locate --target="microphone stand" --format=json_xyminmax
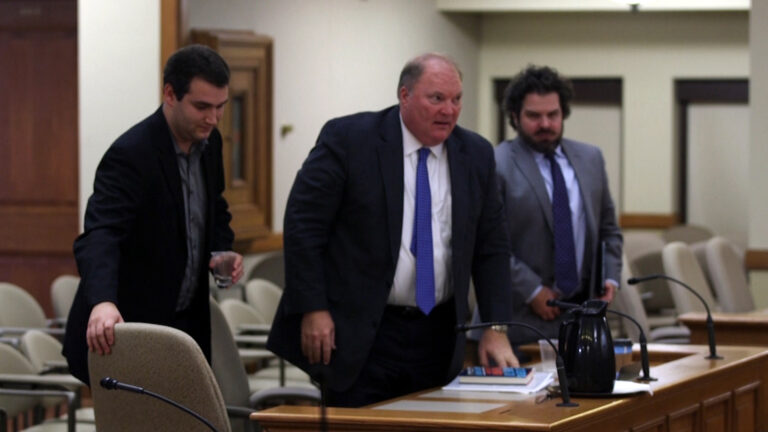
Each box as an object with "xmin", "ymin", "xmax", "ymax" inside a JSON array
[
  {"xmin": 547, "ymin": 299, "xmax": 656, "ymax": 382},
  {"xmin": 100, "ymin": 377, "xmax": 219, "ymax": 432},
  {"xmin": 605, "ymin": 310, "xmax": 656, "ymax": 382},
  {"xmin": 457, "ymin": 321, "xmax": 578, "ymax": 407},
  {"xmin": 628, "ymin": 274, "xmax": 722, "ymax": 360}
]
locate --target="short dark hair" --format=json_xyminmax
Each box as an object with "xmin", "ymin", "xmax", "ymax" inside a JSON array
[
  {"xmin": 163, "ymin": 44, "xmax": 230, "ymax": 101},
  {"xmin": 397, "ymin": 53, "xmax": 462, "ymax": 97},
  {"xmin": 503, "ymin": 65, "xmax": 573, "ymax": 130}
]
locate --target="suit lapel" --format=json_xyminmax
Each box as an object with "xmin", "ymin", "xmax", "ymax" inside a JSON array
[
  {"xmin": 152, "ymin": 109, "xmax": 187, "ymax": 239},
  {"xmin": 511, "ymin": 138, "xmax": 553, "ymax": 232},
  {"xmin": 447, "ymin": 135, "xmax": 469, "ymax": 264},
  {"xmin": 376, "ymin": 108, "xmax": 405, "ymax": 267}
]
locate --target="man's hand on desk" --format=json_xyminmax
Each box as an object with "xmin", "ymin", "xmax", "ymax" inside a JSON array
[{"xmin": 478, "ymin": 328, "xmax": 519, "ymax": 368}]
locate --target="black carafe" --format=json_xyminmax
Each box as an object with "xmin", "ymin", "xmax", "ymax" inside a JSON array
[{"xmin": 558, "ymin": 299, "xmax": 615, "ymax": 393}]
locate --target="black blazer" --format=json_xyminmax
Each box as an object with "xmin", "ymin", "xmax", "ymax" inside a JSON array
[
  {"xmin": 267, "ymin": 106, "xmax": 512, "ymax": 391},
  {"xmin": 63, "ymin": 107, "xmax": 234, "ymax": 384}
]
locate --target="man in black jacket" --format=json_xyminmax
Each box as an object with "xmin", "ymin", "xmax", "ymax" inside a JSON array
[
  {"xmin": 63, "ymin": 45, "xmax": 243, "ymax": 385},
  {"xmin": 268, "ymin": 53, "xmax": 517, "ymax": 407}
]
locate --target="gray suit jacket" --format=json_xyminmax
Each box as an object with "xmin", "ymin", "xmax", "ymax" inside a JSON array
[{"xmin": 495, "ymin": 137, "xmax": 622, "ymax": 344}]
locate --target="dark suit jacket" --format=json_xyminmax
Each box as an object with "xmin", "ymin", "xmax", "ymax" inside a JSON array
[
  {"xmin": 267, "ymin": 106, "xmax": 513, "ymax": 392},
  {"xmin": 63, "ymin": 107, "xmax": 234, "ymax": 384},
  {"xmin": 495, "ymin": 137, "xmax": 622, "ymax": 344}
]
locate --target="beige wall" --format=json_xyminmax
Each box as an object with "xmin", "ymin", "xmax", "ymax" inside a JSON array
[
  {"xmin": 78, "ymin": 0, "xmax": 161, "ymax": 226},
  {"xmin": 187, "ymin": 0, "xmax": 482, "ymax": 231},
  {"xmin": 477, "ymin": 11, "xmax": 749, "ymax": 216}
]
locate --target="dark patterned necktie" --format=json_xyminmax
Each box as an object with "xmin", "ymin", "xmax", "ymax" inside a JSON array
[
  {"xmin": 411, "ymin": 147, "xmax": 435, "ymax": 314},
  {"xmin": 548, "ymin": 153, "xmax": 579, "ymax": 296}
]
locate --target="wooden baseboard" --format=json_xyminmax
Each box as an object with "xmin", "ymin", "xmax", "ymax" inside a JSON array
[
  {"xmin": 619, "ymin": 213, "xmax": 680, "ymax": 229},
  {"xmin": 746, "ymin": 250, "xmax": 768, "ymax": 270}
]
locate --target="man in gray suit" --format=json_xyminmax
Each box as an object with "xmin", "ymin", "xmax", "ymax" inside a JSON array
[{"xmin": 496, "ymin": 65, "xmax": 622, "ymax": 344}]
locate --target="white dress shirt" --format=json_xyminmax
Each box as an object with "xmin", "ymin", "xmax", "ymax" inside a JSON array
[{"xmin": 388, "ymin": 116, "xmax": 453, "ymax": 307}]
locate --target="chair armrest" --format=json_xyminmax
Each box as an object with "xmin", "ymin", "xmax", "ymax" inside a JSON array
[
  {"xmin": 226, "ymin": 405, "xmax": 256, "ymax": 418},
  {"xmin": 238, "ymin": 348, "xmax": 276, "ymax": 363},
  {"xmin": 0, "ymin": 327, "xmax": 66, "ymax": 337},
  {"xmin": 47, "ymin": 317, "xmax": 67, "ymax": 328},
  {"xmin": 236, "ymin": 323, "xmax": 271, "ymax": 334},
  {"xmin": 0, "ymin": 373, "xmax": 86, "ymax": 389},
  {"xmin": 233, "ymin": 334, "xmax": 268, "ymax": 346},
  {"xmin": 0, "ymin": 387, "xmax": 78, "ymax": 432},
  {"xmin": 0, "ymin": 336, "xmax": 20, "ymax": 347}
]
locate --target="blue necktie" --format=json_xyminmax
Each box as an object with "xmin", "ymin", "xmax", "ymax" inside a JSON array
[
  {"xmin": 411, "ymin": 147, "xmax": 435, "ymax": 315},
  {"xmin": 548, "ymin": 153, "xmax": 579, "ymax": 296}
]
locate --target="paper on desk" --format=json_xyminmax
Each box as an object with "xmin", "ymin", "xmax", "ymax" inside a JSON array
[
  {"xmin": 442, "ymin": 372, "xmax": 553, "ymax": 394},
  {"xmin": 613, "ymin": 380, "xmax": 653, "ymax": 396}
]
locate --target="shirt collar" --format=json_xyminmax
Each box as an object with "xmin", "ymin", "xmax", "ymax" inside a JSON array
[
  {"xmin": 173, "ymin": 137, "xmax": 209, "ymax": 156},
  {"xmin": 532, "ymin": 143, "xmax": 565, "ymax": 163},
  {"xmin": 399, "ymin": 114, "xmax": 445, "ymax": 159}
]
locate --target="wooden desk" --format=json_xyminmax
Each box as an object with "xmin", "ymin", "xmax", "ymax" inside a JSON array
[
  {"xmin": 252, "ymin": 344, "xmax": 767, "ymax": 431},
  {"xmin": 679, "ymin": 310, "xmax": 768, "ymax": 346}
]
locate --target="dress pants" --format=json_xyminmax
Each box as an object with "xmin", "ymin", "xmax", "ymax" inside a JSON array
[{"xmin": 326, "ymin": 299, "xmax": 455, "ymax": 407}]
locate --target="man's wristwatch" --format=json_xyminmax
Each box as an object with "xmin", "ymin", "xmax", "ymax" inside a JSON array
[{"xmin": 490, "ymin": 324, "xmax": 508, "ymax": 333}]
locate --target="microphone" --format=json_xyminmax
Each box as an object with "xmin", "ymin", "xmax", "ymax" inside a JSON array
[
  {"xmin": 457, "ymin": 322, "xmax": 578, "ymax": 407},
  {"xmin": 309, "ymin": 366, "xmax": 329, "ymax": 432},
  {"xmin": 628, "ymin": 274, "xmax": 721, "ymax": 360},
  {"xmin": 100, "ymin": 377, "xmax": 219, "ymax": 432},
  {"xmin": 605, "ymin": 309, "xmax": 656, "ymax": 382}
]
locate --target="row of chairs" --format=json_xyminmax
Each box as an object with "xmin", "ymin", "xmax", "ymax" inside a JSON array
[{"xmin": 615, "ymin": 227, "xmax": 753, "ymax": 344}]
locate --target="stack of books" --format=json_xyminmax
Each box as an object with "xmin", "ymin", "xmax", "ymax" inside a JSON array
[{"xmin": 457, "ymin": 366, "xmax": 535, "ymax": 385}]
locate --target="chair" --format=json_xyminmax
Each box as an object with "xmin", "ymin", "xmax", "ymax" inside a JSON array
[
  {"xmin": 245, "ymin": 251, "xmax": 284, "ymax": 288},
  {"xmin": 663, "ymin": 224, "xmax": 714, "ymax": 245},
  {"xmin": 209, "ymin": 299, "xmax": 319, "ymax": 432},
  {"xmin": 661, "ymin": 242, "xmax": 719, "ymax": 314},
  {"xmin": 0, "ymin": 283, "xmax": 62, "ymax": 339},
  {"xmin": 19, "ymin": 330, "xmax": 67, "ymax": 374},
  {"xmin": 623, "ymin": 231, "xmax": 665, "ymax": 263},
  {"xmin": 612, "ymin": 255, "xmax": 690, "ymax": 343},
  {"xmin": 243, "ymin": 279, "xmax": 282, "ymax": 325},
  {"xmin": 19, "ymin": 331, "xmax": 95, "ymax": 422},
  {"xmin": 629, "ymin": 251, "xmax": 677, "ymax": 327},
  {"xmin": 50, "ymin": 276, "xmax": 79, "ymax": 324},
  {"xmin": 217, "ymin": 299, "xmax": 311, "ymax": 386},
  {"xmin": 87, "ymin": 323, "xmax": 230, "ymax": 432},
  {"xmin": 705, "ymin": 236, "xmax": 755, "ymax": 312},
  {"xmin": 219, "ymin": 299, "xmax": 270, "ymax": 336},
  {"xmin": 0, "ymin": 342, "xmax": 92, "ymax": 432}
]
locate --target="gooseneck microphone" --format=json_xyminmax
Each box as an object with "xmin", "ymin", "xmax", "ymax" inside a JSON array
[
  {"xmin": 100, "ymin": 377, "xmax": 219, "ymax": 432},
  {"xmin": 605, "ymin": 309, "xmax": 656, "ymax": 382},
  {"xmin": 628, "ymin": 274, "xmax": 721, "ymax": 360},
  {"xmin": 546, "ymin": 299, "xmax": 656, "ymax": 382},
  {"xmin": 456, "ymin": 321, "xmax": 578, "ymax": 407}
]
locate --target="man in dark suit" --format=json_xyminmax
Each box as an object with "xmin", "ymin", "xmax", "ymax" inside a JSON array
[
  {"xmin": 267, "ymin": 53, "xmax": 518, "ymax": 407},
  {"xmin": 63, "ymin": 45, "xmax": 244, "ymax": 385},
  {"xmin": 495, "ymin": 65, "xmax": 623, "ymax": 344}
]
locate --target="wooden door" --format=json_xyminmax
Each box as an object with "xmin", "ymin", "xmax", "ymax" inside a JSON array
[{"xmin": 0, "ymin": 0, "xmax": 78, "ymax": 315}]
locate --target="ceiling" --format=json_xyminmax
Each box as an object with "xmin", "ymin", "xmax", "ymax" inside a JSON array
[{"xmin": 435, "ymin": 0, "xmax": 749, "ymax": 13}]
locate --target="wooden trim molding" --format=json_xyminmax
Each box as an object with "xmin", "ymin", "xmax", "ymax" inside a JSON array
[
  {"xmin": 619, "ymin": 213, "xmax": 679, "ymax": 229},
  {"xmin": 160, "ymin": 0, "xmax": 187, "ymax": 78},
  {"xmin": 745, "ymin": 250, "xmax": 768, "ymax": 270}
]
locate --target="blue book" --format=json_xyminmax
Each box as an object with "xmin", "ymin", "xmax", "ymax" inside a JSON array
[{"xmin": 457, "ymin": 366, "xmax": 535, "ymax": 385}]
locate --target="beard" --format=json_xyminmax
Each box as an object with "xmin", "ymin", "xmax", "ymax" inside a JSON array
[{"xmin": 518, "ymin": 125, "xmax": 564, "ymax": 155}]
